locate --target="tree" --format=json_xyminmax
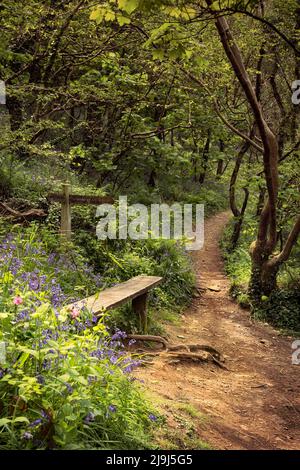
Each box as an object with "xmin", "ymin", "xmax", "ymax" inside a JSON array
[{"xmin": 90, "ymin": 0, "xmax": 299, "ymax": 299}]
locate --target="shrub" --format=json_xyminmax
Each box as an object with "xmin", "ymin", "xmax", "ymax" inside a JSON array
[
  {"xmin": 222, "ymin": 216, "xmax": 300, "ymax": 331},
  {"xmin": 254, "ymin": 289, "xmax": 300, "ymax": 332},
  {"xmin": 0, "ymin": 229, "xmax": 157, "ymax": 449}
]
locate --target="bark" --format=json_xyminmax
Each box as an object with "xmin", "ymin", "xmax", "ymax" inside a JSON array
[
  {"xmin": 213, "ymin": 16, "xmax": 279, "ymax": 257},
  {"xmin": 199, "ymin": 129, "xmax": 211, "ymax": 184},
  {"xmin": 206, "ymin": 7, "xmax": 283, "ymax": 297},
  {"xmin": 148, "ymin": 169, "xmax": 156, "ymax": 188},
  {"xmin": 43, "ymin": 1, "xmax": 86, "ymax": 85},
  {"xmin": 229, "ymin": 141, "xmax": 250, "ymax": 250},
  {"xmin": 256, "ymin": 186, "xmax": 266, "ymax": 217},
  {"xmin": 216, "ymin": 139, "xmax": 225, "ymax": 178}
]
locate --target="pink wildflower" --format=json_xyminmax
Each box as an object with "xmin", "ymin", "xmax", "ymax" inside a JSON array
[
  {"xmin": 70, "ymin": 307, "xmax": 80, "ymax": 319},
  {"xmin": 13, "ymin": 296, "xmax": 23, "ymax": 305}
]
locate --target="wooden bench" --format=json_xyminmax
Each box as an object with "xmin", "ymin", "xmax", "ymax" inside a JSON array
[{"xmin": 66, "ymin": 275, "xmax": 163, "ymax": 332}]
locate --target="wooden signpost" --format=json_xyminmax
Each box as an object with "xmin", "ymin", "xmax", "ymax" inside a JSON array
[{"xmin": 48, "ymin": 182, "xmax": 114, "ymax": 241}]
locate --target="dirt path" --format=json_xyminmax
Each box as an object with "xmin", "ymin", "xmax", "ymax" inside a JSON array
[{"xmin": 136, "ymin": 212, "xmax": 300, "ymax": 450}]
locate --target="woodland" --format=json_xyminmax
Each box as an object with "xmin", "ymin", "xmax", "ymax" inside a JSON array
[{"xmin": 0, "ymin": 0, "xmax": 299, "ymax": 451}]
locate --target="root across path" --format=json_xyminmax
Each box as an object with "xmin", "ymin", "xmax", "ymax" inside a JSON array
[{"xmin": 135, "ymin": 212, "xmax": 300, "ymax": 450}]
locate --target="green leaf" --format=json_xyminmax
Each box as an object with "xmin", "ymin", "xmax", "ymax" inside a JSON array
[
  {"xmin": 181, "ymin": 6, "xmax": 197, "ymax": 20},
  {"xmin": 90, "ymin": 7, "xmax": 106, "ymax": 24},
  {"xmin": 0, "ymin": 418, "xmax": 11, "ymax": 426},
  {"xmin": 152, "ymin": 49, "xmax": 164, "ymax": 60},
  {"xmin": 77, "ymin": 376, "xmax": 88, "ymax": 386},
  {"xmin": 14, "ymin": 416, "xmax": 29, "ymax": 424},
  {"xmin": 106, "ymin": 252, "xmax": 125, "ymax": 270},
  {"xmin": 2, "ymin": 272, "xmax": 13, "ymax": 284},
  {"xmin": 105, "ymin": 10, "xmax": 116, "ymax": 22},
  {"xmin": 31, "ymin": 303, "xmax": 50, "ymax": 319},
  {"xmin": 59, "ymin": 373, "xmax": 71, "ymax": 382},
  {"xmin": 16, "ymin": 348, "xmax": 38, "ymax": 360},
  {"xmin": 17, "ymin": 352, "xmax": 30, "ymax": 366},
  {"xmin": 118, "ymin": 0, "xmax": 139, "ymax": 14},
  {"xmin": 117, "ymin": 14, "xmax": 131, "ymax": 26},
  {"xmin": 163, "ymin": 6, "xmax": 182, "ymax": 18}
]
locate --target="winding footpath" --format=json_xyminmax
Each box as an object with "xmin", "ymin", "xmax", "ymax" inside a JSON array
[{"xmin": 136, "ymin": 212, "xmax": 300, "ymax": 450}]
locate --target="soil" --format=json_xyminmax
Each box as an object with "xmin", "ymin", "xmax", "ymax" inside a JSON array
[{"xmin": 135, "ymin": 212, "xmax": 300, "ymax": 450}]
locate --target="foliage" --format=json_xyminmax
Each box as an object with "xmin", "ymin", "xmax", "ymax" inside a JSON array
[
  {"xmin": 222, "ymin": 216, "xmax": 300, "ymax": 330},
  {"xmin": 73, "ymin": 225, "xmax": 196, "ymax": 331},
  {"xmin": 0, "ymin": 229, "xmax": 158, "ymax": 449},
  {"xmin": 253, "ymin": 288, "xmax": 300, "ymax": 332},
  {"xmin": 1, "ymin": 0, "xmax": 300, "ymax": 451}
]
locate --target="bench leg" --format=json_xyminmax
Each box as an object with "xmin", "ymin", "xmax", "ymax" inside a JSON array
[{"xmin": 132, "ymin": 293, "xmax": 148, "ymax": 333}]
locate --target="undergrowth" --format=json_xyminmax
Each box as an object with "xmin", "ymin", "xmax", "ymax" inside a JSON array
[{"xmin": 221, "ymin": 216, "xmax": 300, "ymax": 332}]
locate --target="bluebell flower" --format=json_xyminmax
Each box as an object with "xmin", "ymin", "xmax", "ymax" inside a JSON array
[
  {"xmin": 29, "ymin": 418, "xmax": 42, "ymax": 428},
  {"xmin": 29, "ymin": 276, "xmax": 39, "ymax": 291},
  {"xmin": 149, "ymin": 414, "xmax": 157, "ymax": 422},
  {"xmin": 111, "ymin": 329, "xmax": 127, "ymax": 341},
  {"xmin": 65, "ymin": 382, "xmax": 73, "ymax": 394},
  {"xmin": 36, "ymin": 375, "xmax": 45, "ymax": 385},
  {"xmin": 84, "ymin": 412, "xmax": 95, "ymax": 424}
]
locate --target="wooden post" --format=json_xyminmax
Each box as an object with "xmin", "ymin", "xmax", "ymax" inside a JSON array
[
  {"xmin": 60, "ymin": 182, "xmax": 71, "ymax": 241},
  {"xmin": 132, "ymin": 293, "xmax": 148, "ymax": 333}
]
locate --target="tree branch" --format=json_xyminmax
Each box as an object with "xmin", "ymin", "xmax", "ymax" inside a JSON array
[
  {"xmin": 179, "ymin": 67, "xmax": 264, "ymax": 153},
  {"xmin": 270, "ymin": 215, "xmax": 300, "ymax": 266}
]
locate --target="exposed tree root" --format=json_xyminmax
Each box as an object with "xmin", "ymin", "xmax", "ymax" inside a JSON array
[
  {"xmin": 0, "ymin": 202, "xmax": 46, "ymax": 221},
  {"xmin": 126, "ymin": 334, "xmax": 228, "ymax": 370},
  {"xmin": 127, "ymin": 334, "xmax": 168, "ymax": 349}
]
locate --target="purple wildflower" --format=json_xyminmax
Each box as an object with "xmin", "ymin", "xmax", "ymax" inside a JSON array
[
  {"xmin": 29, "ymin": 418, "xmax": 42, "ymax": 428},
  {"xmin": 65, "ymin": 383, "xmax": 73, "ymax": 394},
  {"xmin": 149, "ymin": 414, "xmax": 157, "ymax": 422},
  {"xmin": 41, "ymin": 410, "xmax": 49, "ymax": 420},
  {"xmin": 111, "ymin": 329, "xmax": 127, "ymax": 341},
  {"xmin": 84, "ymin": 412, "xmax": 95, "ymax": 424},
  {"xmin": 29, "ymin": 276, "xmax": 39, "ymax": 291},
  {"xmin": 36, "ymin": 375, "xmax": 45, "ymax": 385}
]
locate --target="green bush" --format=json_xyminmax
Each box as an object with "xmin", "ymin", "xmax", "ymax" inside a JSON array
[
  {"xmin": 0, "ymin": 228, "xmax": 158, "ymax": 449},
  {"xmin": 222, "ymin": 216, "xmax": 300, "ymax": 331},
  {"xmin": 254, "ymin": 289, "xmax": 300, "ymax": 332}
]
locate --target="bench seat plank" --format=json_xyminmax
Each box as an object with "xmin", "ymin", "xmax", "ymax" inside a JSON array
[{"xmin": 67, "ymin": 275, "xmax": 163, "ymax": 315}]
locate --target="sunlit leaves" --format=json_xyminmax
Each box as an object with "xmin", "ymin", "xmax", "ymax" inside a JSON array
[
  {"xmin": 152, "ymin": 49, "xmax": 164, "ymax": 60},
  {"xmin": 117, "ymin": 14, "xmax": 131, "ymax": 25},
  {"xmin": 105, "ymin": 10, "xmax": 116, "ymax": 21},
  {"xmin": 118, "ymin": 0, "xmax": 140, "ymax": 14},
  {"xmin": 89, "ymin": 5, "xmax": 116, "ymax": 23},
  {"xmin": 89, "ymin": 6, "xmax": 106, "ymax": 23},
  {"xmin": 163, "ymin": 5, "xmax": 197, "ymax": 20},
  {"xmin": 209, "ymin": 0, "xmax": 261, "ymax": 10}
]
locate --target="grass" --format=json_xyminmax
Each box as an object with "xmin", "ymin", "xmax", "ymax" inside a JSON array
[
  {"xmin": 140, "ymin": 389, "xmax": 211, "ymax": 450},
  {"xmin": 175, "ymin": 403, "xmax": 207, "ymax": 420}
]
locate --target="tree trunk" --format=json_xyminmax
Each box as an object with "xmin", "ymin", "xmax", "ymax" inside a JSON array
[
  {"xmin": 256, "ymin": 186, "xmax": 266, "ymax": 217},
  {"xmin": 229, "ymin": 140, "xmax": 250, "ymax": 250},
  {"xmin": 199, "ymin": 129, "xmax": 211, "ymax": 184},
  {"xmin": 230, "ymin": 188, "xmax": 249, "ymax": 250},
  {"xmin": 148, "ymin": 169, "xmax": 156, "ymax": 188},
  {"xmin": 209, "ymin": 9, "xmax": 282, "ymax": 298},
  {"xmin": 248, "ymin": 248, "xmax": 279, "ymax": 301},
  {"xmin": 216, "ymin": 139, "xmax": 225, "ymax": 178}
]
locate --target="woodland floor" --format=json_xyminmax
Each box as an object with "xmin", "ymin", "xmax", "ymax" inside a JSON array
[{"xmin": 135, "ymin": 212, "xmax": 300, "ymax": 450}]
